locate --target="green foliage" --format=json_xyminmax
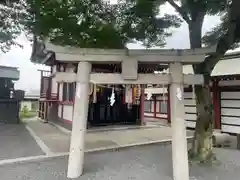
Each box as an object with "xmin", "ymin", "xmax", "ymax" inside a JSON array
[
  {"xmin": 202, "ymin": 14, "xmax": 228, "ymax": 46},
  {"xmin": 0, "ymin": 0, "xmax": 26, "ymax": 53},
  {"xmin": 22, "ymin": 105, "xmax": 29, "ymax": 114},
  {"xmin": 20, "ymin": 105, "xmax": 36, "ymax": 119},
  {"xmin": 114, "ymin": 0, "xmax": 182, "ymax": 47},
  {"xmin": 19, "ymin": 111, "xmax": 37, "ymax": 119},
  {"xmin": 203, "ymin": 3, "xmax": 240, "ymax": 50},
  {"xmin": 24, "ymin": 0, "xmax": 182, "ymax": 48}
]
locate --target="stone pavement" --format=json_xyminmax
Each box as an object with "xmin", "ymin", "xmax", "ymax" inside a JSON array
[
  {"xmin": 25, "ymin": 120, "xmax": 194, "ymax": 154},
  {"xmin": 0, "ymin": 123, "xmax": 44, "ymax": 161},
  {"xmin": 0, "ymin": 144, "xmax": 240, "ymax": 180}
]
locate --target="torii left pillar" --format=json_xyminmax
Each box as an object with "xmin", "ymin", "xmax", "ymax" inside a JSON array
[
  {"xmin": 67, "ymin": 61, "xmax": 91, "ymax": 178},
  {"xmin": 169, "ymin": 62, "xmax": 189, "ymax": 180}
]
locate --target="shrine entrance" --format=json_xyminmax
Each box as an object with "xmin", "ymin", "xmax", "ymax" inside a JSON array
[
  {"xmin": 88, "ymin": 85, "xmax": 140, "ymax": 127},
  {"xmin": 42, "ymin": 43, "xmax": 216, "ymax": 180}
]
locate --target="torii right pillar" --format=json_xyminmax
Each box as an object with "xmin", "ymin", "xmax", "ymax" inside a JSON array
[{"xmin": 169, "ymin": 62, "xmax": 189, "ymax": 180}]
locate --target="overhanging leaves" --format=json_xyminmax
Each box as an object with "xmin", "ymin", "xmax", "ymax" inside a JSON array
[
  {"xmin": 25, "ymin": 0, "xmax": 182, "ymax": 48},
  {"xmin": 0, "ymin": 0, "xmax": 26, "ymax": 53}
]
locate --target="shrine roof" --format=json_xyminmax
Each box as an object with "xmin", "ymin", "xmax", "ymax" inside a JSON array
[
  {"xmin": 0, "ymin": 65, "xmax": 20, "ymax": 80},
  {"xmin": 180, "ymin": 52, "xmax": 240, "ymax": 77}
]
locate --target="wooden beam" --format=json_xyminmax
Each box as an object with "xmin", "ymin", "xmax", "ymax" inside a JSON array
[{"xmin": 55, "ymin": 72, "xmax": 76, "ymax": 83}]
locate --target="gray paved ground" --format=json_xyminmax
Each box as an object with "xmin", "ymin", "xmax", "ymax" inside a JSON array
[
  {"xmin": 0, "ymin": 123, "xmax": 44, "ymax": 160},
  {"xmin": 25, "ymin": 120, "xmax": 194, "ymax": 153},
  {"xmin": 0, "ymin": 144, "xmax": 240, "ymax": 180}
]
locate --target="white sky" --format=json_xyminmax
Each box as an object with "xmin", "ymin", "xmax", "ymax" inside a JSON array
[{"xmin": 0, "ymin": 2, "xmax": 236, "ymax": 92}]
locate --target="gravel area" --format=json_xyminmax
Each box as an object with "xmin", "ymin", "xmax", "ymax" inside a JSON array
[{"xmin": 0, "ymin": 144, "xmax": 240, "ymax": 180}]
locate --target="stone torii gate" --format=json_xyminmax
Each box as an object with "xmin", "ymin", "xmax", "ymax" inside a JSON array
[{"xmin": 47, "ymin": 43, "xmax": 216, "ymax": 180}]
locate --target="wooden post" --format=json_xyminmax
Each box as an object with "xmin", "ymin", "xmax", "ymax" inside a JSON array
[
  {"xmin": 153, "ymin": 96, "xmax": 157, "ymax": 118},
  {"xmin": 140, "ymin": 88, "xmax": 145, "ymax": 125},
  {"xmin": 212, "ymin": 80, "xmax": 221, "ymax": 129},
  {"xmin": 167, "ymin": 85, "xmax": 171, "ymax": 123},
  {"xmin": 67, "ymin": 61, "xmax": 91, "ymax": 178}
]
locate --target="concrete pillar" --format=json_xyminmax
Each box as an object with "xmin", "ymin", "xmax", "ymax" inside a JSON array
[
  {"xmin": 67, "ymin": 61, "xmax": 91, "ymax": 179},
  {"xmin": 169, "ymin": 63, "xmax": 189, "ymax": 180}
]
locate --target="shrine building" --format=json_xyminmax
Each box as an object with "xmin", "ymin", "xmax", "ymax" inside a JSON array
[
  {"xmin": 31, "ymin": 39, "xmax": 216, "ymax": 180},
  {"xmin": 144, "ymin": 52, "xmax": 240, "ymax": 134}
]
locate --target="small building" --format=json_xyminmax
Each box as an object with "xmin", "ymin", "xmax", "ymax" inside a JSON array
[
  {"xmin": 33, "ymin": 45, "xmax": 166, "ymax": 128},
  {"xmin": 0, "ymin": 65, "xmax": 22, "ymax": 124},
  {"xmin": 144, "ymin": 52, "xmax": 240, "ymax": 134}
]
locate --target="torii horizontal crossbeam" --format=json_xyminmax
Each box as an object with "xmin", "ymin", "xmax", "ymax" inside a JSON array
[
  {"xmin": 45, "ymin": 43, "xmax": 216, "ymax": 64},
  {"xmin": 54, "ymin": 72, "xmax": 204, "ymax": 85}
]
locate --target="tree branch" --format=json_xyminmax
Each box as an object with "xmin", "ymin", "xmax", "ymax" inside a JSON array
[
  {"xmin": 195, "ymin": 0, "xmax": 240, "ymax": 75},
  {"xmin": 167, "ymin": 0, "xmax": 190, "ymax": 23}
]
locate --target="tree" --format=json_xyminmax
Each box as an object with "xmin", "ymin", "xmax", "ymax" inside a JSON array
[
  {"xmin": 165, "ymin": 0, "xmax": 240, "ymax": 162},
  {"xmin": 0, "ymin": 0, "xmax": 26, "ymax": 53},
  {"xmin": 24, "ymin": 0, "xmax": 182, "ymax": 49}
]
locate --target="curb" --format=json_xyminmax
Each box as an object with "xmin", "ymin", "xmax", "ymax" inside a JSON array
[
  {"xmin": 85, "ymin": 136, "xmax": 194, "ymax": 154},
  {"xmin": 0, "ymin": 153, "xmax": 68, "ymax": 167},
  {"xmin": 0, "ymin": 136, "xmax": 193, "ymax": 166},
  {"xmin": 47, "ymin": 121, "xmax": 167, "ymax": 135},
  {"xmin": 48, "ymin": 121, "xmax": 71, "ymax": 135}
]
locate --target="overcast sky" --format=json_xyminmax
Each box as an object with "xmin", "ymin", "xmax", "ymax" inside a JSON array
[{"xmin": 0, "ymin": 2, "xmax": 232, "ymax": 92}]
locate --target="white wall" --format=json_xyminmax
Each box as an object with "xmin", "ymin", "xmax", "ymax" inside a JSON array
[
  {"xmin": 58, "ymin": 104, "xmax": 62, "ymax": 118},
  {"xmin": 62, "ymin": 105, "xmax": 73, "ymax": 121},
  {"xmin": 184, "ymin": 92, "xmax": 197, "ymax": 128},
  {"xmin": 143, "ymin": 91, "xmax": 198, "ymax": 128},
  {"xmin": 221, "ymin": 91, "xmax": 240, "ymax": 133},
  {"xmin": 51, "ymin": 76, "xmax": 58, "ymax": 94},
  {"xmin": 58, "ymin": 83, "xmax": 63, "ymax": 101}
]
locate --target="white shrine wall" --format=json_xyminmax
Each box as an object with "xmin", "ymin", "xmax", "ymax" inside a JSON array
[
  {"xmin": 51, "ymin": 76, "xmax": 58, "ymax": 95},
  {"xmin": 50, "ymin": 65, "xmax": 58, "ymax": 97},
  {"xmin": 144, "ymin": 88, "xmax": 213, "ymax": 129},
  {"xmin": 219, "ymin": 80, "xmax": 240, "ymax": 134},
  {"xmin": 144, "ymin": 78, "xmax": 240, "ymax": 133},
  {"xmin": 184, "ymin": 92, "xmax": 197, "ymax": 128},
  {"xmin": 62, "ymin": 105, "xmax": 73, "ymax": 123}
]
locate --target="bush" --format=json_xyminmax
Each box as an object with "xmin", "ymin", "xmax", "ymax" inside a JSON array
[
  {"xmin": 19, "ymin": 107, "xmax": 37, "ymax": 119},
  {"xmin": 22, "ymin": 106, "xmax": 29, "ymax": 114}
]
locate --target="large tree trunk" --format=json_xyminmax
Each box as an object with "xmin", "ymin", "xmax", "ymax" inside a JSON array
[
  {"xmin": 188, "ymin": 17, "xmax": 216, "ymax": 162},
  {"xmin": 189, "ymin": 80, "xmax": 215, "ymax": 162}
]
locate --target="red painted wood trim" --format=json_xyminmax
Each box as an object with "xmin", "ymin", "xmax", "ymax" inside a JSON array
[
  {"xmin": 63, "ymin": 119, "xmax": 72, "ymax": 124},
  {"xmin": 140, "ymin": 88, "xmax": 145, "ymax": 125},
  {"xmin": 167, "ymin": 85, "xmax": 171, "ymax": 123},
  {"xmin": 72, "ymin": 83, "xmax": 76, "ymax": 117},
  {"xmin": 122, "ymin": 88, "xmax": 125, "ymax": 104},
  {"xmin": 132, "ymin": 86, "xmax": 134, "ymax": 103},
  {"xmin": 153, "ymin": 97, "xmax": 157, "ymax": 118},
  {"xmin": 213, "ymin": 81, "xmax": 221, "ymax": 129},
  {"xmin": 58, "ymin": 101, "xmax": 74, "ymax": 105},
  {"xmin": 144, "ymin": 115, "xmax": 168, "ymax": 120},
  {"xmin": 61, "ymin": 105, "xmax": 64, "ymax": 119}
]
